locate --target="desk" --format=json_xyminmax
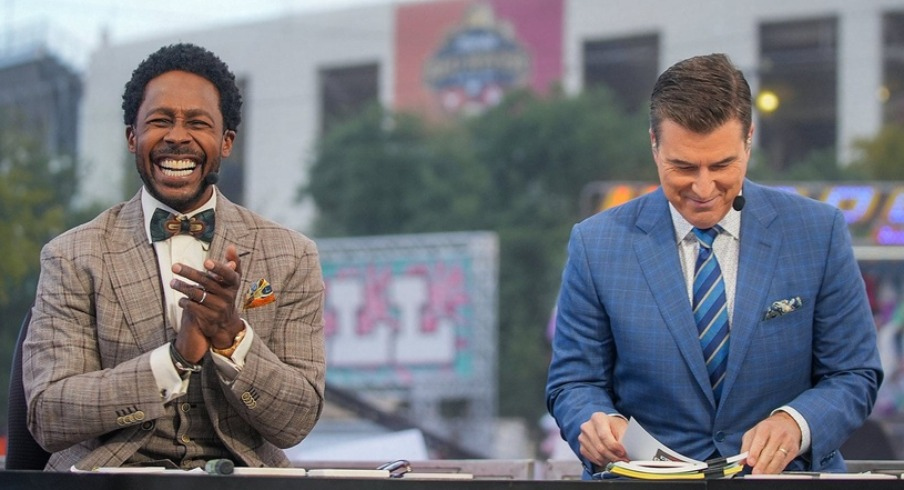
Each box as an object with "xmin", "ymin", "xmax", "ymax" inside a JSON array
[
  {"xmin": 300, "ymin": 459, "xmax": 536, "ymax": 480},
  {"xmin": 3, "ymin": 471, "xmax": 904, "ymax": 489},
  {"xmin": 0, "ymin": 471, "xmax": 696, "ymax": 489}
]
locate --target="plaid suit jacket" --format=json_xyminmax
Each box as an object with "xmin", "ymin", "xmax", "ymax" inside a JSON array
[{"xmin": 23, "ymin": 190, "xmax": 325, "ymax": 470}]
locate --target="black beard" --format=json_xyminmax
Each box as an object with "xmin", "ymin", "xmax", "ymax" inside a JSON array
[
  {"xmin": 136, "ymin": 155, "xmax": 216, "ymax": 213},
  {"xmin": 139, "ymin": 173, "xmax": 213, "ymax": 212}
]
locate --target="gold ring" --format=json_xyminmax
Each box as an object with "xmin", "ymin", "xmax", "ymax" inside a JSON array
[
  {"xmin": 198, "ymin": 290, "xmax": 208, "ymax": 304},
  {"xmin": 778, "ymin": 447, "xmax": 789, "ymax": 455}
]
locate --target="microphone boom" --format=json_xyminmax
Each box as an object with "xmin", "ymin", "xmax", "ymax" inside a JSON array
[{"xmin": 204, "ymin": 172, "xmax": 220, "ymax": 186}]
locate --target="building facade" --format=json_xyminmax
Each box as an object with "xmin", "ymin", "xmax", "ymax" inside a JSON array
[
  {"xmin": 78, "ymin": 0, "xmax": 904, "ymax": 232},
  {"xmin": 0, "ymin": 24, "xmax": 82, "ymax": 160}
]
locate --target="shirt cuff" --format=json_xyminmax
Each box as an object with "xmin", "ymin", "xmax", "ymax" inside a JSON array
[
  {"xmin": 150, "ymin": 343, "xmax": 189, "ymax": 402},
  {"xmin": 773, "ymin": 406, "xmax": 811, "ymax": 455},
  {"xmin": 210, "ymin": 320, "xmax": 253, "ymax": 384}
]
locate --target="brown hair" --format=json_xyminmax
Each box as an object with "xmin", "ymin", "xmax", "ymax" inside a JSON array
[{"xmin": 649, "ymin": 53, "xmax": 751, "ymax": 143}]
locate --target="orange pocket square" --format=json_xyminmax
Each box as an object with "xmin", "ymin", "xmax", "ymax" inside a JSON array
[{"xmin": 244, "ymin": 278, "xmax": 276, "ymax": 310}]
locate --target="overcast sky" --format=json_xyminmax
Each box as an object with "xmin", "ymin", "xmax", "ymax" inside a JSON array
[{"xmin": 2, "ymin": 0, "xmax": 401, "ymax": 66}]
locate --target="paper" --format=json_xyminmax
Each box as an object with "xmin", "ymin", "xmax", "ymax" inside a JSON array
[
  {"xmin": 231, "ymin": 467, "xmax": 308, "ymax": 476},
  {"xmin": 621, "ymin": 417, "xmax": 696, "ymax": 462},
  {"xmin": 744, "ymin": 472, "xmax": 898, "ymax": 480},
  {"xmin": 70, "ymin": 466, "xmax": 170, "ymax": 473},
  {"xmin": 604, "ymin": 418, "xmax": 747, "ymax": 480},
  {"xmin": 306, "ymin": 468, "xmax": 390, "ymax": 478},
  {"xmin": 401, "ymin": 472, "xmax": 474, "ymax": 480}
]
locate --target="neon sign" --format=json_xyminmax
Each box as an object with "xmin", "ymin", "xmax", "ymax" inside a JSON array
[{"xmin": 583, "ymin": 182, "xmax": 904, "ymax": 246}]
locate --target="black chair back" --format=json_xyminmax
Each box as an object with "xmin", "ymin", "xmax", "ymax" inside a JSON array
[
  {"xmin": 5, "ymin": 309, "xmax": 51, "ymax": 470},
  {"xmin": 840, "ymin": 418, "xmax": 898, "ymax": 460}
]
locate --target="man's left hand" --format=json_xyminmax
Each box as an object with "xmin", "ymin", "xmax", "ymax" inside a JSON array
[
  {"xmin": 172, "ymin": 244, "xmax": 245, "ymax": 347},
  {"xmin": 740, "ymin": 411, "xmax": 801, "ymax": 474}
]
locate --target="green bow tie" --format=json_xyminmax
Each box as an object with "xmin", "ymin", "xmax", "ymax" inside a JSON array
[{"xmin": 149, "ymin": 208, "xmax": 215, "ymax": 243}]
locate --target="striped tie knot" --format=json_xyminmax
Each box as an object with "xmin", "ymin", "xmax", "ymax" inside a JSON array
[{"xmin": 692, "ymin": 226, "xmax": 720, "ymax": 249}]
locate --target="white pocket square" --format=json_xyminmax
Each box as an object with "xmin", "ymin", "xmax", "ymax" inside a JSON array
[{"xmin": 764, "ymin": 297, "xmax": 802, "ymax": 320}]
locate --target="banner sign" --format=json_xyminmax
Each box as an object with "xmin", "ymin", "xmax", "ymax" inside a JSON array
[
  {"xmin": 395, "ymin": 0, "xmax": 563, "ymax": 117},
  {"xmin": 317, "ymin": 232, "xmax": 498, "ymax": 390}
]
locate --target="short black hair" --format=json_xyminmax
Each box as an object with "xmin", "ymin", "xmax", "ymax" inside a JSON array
[{"xmin": 122, "ymin": 43, "xmax": 242, "ymax": 131}]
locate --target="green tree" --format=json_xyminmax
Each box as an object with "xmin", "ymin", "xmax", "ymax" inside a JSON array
[
  {"xmin": 747, "ymin": 146, "xmax": 867, "ymax": 182},
  {"xmin": 303, "ymin": 87, "xmax": 651, "ymax": 449},
  {"xmin": 849, "ymin": 124, "xmax": 904, "ymax": 180},
  {"xmin": 465, "ymin": 87, "xmax": 650, "ymax": 423},
  {"xmin": 0, "ymin": 110, "xmax": 89, "ymax": 431},
  {"xmin": 304, "ymin": 103, "xmax": 488, "ymax": 236}
]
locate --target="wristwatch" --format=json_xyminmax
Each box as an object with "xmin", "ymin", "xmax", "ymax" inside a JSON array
[{"xmin": 211, "ymin": 327, "xmax": 246, "ymax": 358}]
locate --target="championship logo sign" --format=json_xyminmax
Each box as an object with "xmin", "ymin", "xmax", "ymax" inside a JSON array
[{"xmin": 422, "ymin": 3, "xmax": 530, "ymax": 115}]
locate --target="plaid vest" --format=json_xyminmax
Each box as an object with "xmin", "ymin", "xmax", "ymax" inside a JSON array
[{"xmin": 127, "ymin": 370, "xmax": 232, "ymax": 469}]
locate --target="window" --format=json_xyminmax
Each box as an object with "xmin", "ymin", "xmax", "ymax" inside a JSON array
[
  {"xmin": 583, "ymin": 34, "xmax": 659, "ymax": 113},
  {"xmin": 320, "ymin": 63, "xmax": 379, "ymax": 134},
  {"xmin": 758, "ymin": 18, "xmax": 838, "ymax": 169},
  {"xmin": 218, "ymin": 78, "xmax": 246, "ymax": 205},
  {"xmin": 883, "ymin": 12, "xmax": 904, "ymax": 125}
]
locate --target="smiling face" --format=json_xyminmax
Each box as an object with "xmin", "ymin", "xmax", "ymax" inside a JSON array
[
  {"xmin": 652, "ymin": 118, "xmax": 752, "ymax": 229},
  {"xmin": 127, "ymin": 70, "xmax": 234, "ymax": 213}
]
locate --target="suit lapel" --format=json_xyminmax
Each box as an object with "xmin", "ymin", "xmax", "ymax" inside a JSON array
[
  {"xmin": 202, "ymin": 192, "xmax": 259, "ymax": 439},
  {"xmin": 207, "ymin": 191, "xmax": 257, "ymax": 311},
  {"xmin": 718, "ymin": 182, "xmax": 781, "ymax": 403},
  {"xmin": 635, "ymin": 190, "xmax": 715, "ymax": 402},
  {"xmin": 105, "ymin": 195, "xmax": 169, "ymax": 354}
]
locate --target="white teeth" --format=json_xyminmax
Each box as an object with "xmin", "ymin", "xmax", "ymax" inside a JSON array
[
  {"xmin": 162, "ymin": 168, "xmax": 193, "ymax": 177},
  {"xmin": 159, "ymin": 159, "xmax": 196, "ymax": 177},
  {"xmin": 161, "ymin": 159, "xmax": 196, "ymax": 170}
]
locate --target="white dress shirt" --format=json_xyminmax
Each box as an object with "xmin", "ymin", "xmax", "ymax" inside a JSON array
[{"xmin": 141, "ymin": 188, "xmax": 252, "ymax": 402}]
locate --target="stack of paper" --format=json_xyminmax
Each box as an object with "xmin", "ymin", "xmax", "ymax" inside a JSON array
[
  {"xmin": 605, "ymin": 453, "xmax": 746, "ymax": 480},
  {"xmin": 595, "ymin": 417, "xmax": 746, "ymax": 480}
]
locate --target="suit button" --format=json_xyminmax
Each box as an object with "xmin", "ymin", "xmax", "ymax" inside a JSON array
[
  {"xmin": 116, "ymin": 416, "xmax": 126, "ymax": 426},
  {"xmin": 241, "ymin": 392, "xmax": 253, "ymax": 402},
  {"xmin": 715, "ymin": 432, "xmax": 725, "ymax": 442},
  {"xmin": 134, "ymin": 410, "xmax": 145, "ymax": 421},
  {"xmin": 123, "ymin": 414, "xmax": 135, "ymax": 424},
  {"xmin": 181, "ymin": 435, "xmax": 191, "ymax": 443},
  {"xmin": 141, "ymin": 421, "xmax": 155, "ymax": 431},
  {"xmin": 181, "ymin": 403, "xmax": 191, "ymax": 412}
]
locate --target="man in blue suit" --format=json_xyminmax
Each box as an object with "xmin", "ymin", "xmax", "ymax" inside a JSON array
[{"xmin": 546, "ymin": 53, "xmax": 882, "ymax": 477}]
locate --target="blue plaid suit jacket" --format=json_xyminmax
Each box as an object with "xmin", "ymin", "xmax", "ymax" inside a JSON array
[{"xmin": 546, "ymin": 180, "xmax": 882, "ymax": 477}]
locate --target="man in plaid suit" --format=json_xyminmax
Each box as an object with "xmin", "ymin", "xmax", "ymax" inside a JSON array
[{"xmin": 23, "ymin": 43, "xmax": 325, "ymax": 471}]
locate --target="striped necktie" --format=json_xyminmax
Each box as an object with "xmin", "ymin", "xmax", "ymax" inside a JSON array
[{"xmin": 692, "ymin": 227, "xmax": 730, "ymax": 402}]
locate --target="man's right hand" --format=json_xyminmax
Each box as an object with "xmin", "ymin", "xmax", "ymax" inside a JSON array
[
  {"xmin": 579, "ymin": 412, "xmax": 629, "ymax": 469},
  {"xmin": 173, "ymin": 319, "xmax": 210, "ymax": 364}
]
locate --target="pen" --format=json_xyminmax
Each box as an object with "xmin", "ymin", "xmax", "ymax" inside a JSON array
[{"xmin": 705, "ymin": 451, "xmax": 748, "ymax": 469}]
